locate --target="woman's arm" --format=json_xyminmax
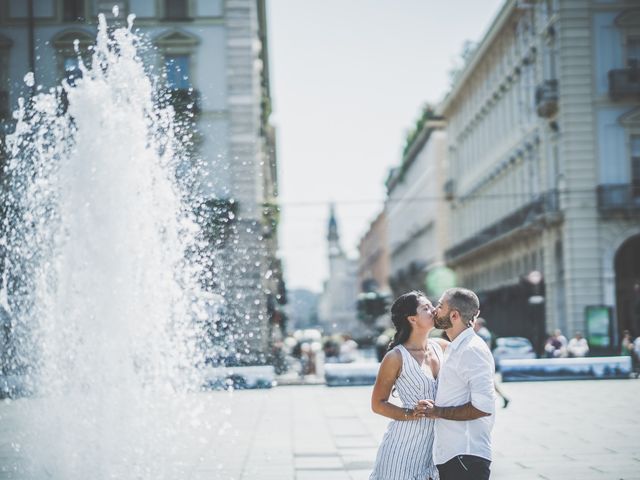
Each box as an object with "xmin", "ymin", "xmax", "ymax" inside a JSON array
[{"xmin": 370, "ymin": 350, "xmax": 425, "ymax": 421}]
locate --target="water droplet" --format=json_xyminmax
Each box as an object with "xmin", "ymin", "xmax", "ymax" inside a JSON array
[
  {"xmin": 23, "ymin": 72, "xmax": 34, "ymax": 87},
  {"xmin": 112, "ymin": 5, "xmax": 120, "ymax": 17}
]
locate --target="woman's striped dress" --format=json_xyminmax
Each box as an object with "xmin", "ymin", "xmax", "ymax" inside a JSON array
[{"xmin": 370, "ymin": 341, "xmax": 442, "ymax": 480}]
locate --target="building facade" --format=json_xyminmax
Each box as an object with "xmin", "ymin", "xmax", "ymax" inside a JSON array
[
  {"xmin": 385, "ymin": 114, "xmax": 449, "ymax": 299},
  {"xmin": 0, "ymin": 0, "xmax": 284, "ymax": 362},
  {"xmin": 318, "ymin": 205, "xmax": 359, "ymax": 336},
  {"xmin": 286, "ymin": 288, "xmax": 320, "ymax": 331},
  {"xmin": 440, "ymin": 0, "xmax": 640, "ymax": 351},
  {"xmin": 357, "ymin": 210, "xmax": 390, "ymax": 295}
]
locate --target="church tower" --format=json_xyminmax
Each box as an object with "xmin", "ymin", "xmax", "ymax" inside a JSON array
[
  {"xmin": 318, "ymin": 204, "xmax": 359, "ymax": 336},
  {"xmin": 327, "ymin": 203, "xmax": 342, "ymax": 258}
]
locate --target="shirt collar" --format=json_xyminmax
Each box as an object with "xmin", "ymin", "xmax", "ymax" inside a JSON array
[{"xmin": 449, "ymin": 326, "xmax": 475, "ymax": 351}]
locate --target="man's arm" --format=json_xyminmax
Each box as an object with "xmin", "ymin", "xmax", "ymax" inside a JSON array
[
  {"xmin": 422, "ymin": 342, "xmax": 495, "ymax": 421},
  {"xmin": 424, "ymin": 400, "xmax": 490, "ymax": 420}
]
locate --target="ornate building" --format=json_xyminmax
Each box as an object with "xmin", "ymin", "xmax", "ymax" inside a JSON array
[
  {"xmin": 440, "ymin": 0, "xmax": 640, "ymax": 351},
  {"xmin": 385, "ymin": 113, "xmax": 449, "ymax": 299},
  {"xmin": 357, "ymin": 210, "xmax": 390, "ymax": 295},
  {"xmin": 318, "ymin": 205, "xmax": 359, "ymax": 335},
  {"xmin": 0, "ymin": 0, "xmax": 284, "ymax": 362}
]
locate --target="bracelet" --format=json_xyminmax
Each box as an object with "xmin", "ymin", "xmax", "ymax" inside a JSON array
[{"xmin": 404, "ymin": 407, "xmax": 412, "ymax": 420}]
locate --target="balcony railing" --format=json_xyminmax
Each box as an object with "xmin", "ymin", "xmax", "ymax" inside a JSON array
[
  {"xmin": 608, "ymin": 68, "xmax": 640, "ymax": 101},
  {"xmin": 0, "ymin": 91, "xmax": 9, "ymax": 121},
  {"xmin": 535, "ymin": 79, "xmax": 558, "ymax": 118},
  {"xmin": 163, "ymin": 88, "xmax": 200, "ymax": 116},
  {"xmin": 446, "ymin": 190, "xmax": 560, "ymax": 262},
  {"xmin": 597, "ymin": 184, "xmax": 640, "ymax": 214}
]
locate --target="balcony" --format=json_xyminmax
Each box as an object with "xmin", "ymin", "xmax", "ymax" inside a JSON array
[
  {"xmin": 535, "ymin": 79, "xmax": 558, "ymax": 118},
  {"xmin": 446, "ymin": 190, "xmax": 560, "ymax": 263},
  {"xmin": 0, "ymin": 91, "xmax": 13, "ymax": 135},
  {"xmin": 443, "ymin": 179, "xmax": 456, "ymax": 201},
  {"xmin": 597, "ymin": 184, "xmax": 640, "ymax": 215},
  {"xmin": 608, "ymin": 68, "xmax": 640, "ymax": 101},
  {"xmin": 163, "ymin": 88, "xmax": 200, "ymax": 117}
]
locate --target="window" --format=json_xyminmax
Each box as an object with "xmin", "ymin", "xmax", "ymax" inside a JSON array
[
  {"xmin": 165, "ymin": 0, "xmax": 189, "ymax": 19},
  {"xmin": 64, "ymin": 56, "xmax": 82, "ymax": 85},
  {"xmin": 0, "ymin": 37, "xmax": 11, "ymax": 121},
  {"xmin": 63, "ymin": 0, "xmax": 85, "ymax": 21},
  {"xmin": 52, "ymin": 31, "xmax": 93, "ymax": 84},
  {"xmin": 164, "ymin": 55, "xmax": 190, "ymax": 89},
  {"xmin": 542, "ymin": 0, "xmax": 557, "ymax": 23},
  {"xmin": 627, "ymin": 37, "xmax": 640, "ymax": 68},
  {"xmin": 631, "ymin": 135, "xmax": 640, "ymax": 197}
]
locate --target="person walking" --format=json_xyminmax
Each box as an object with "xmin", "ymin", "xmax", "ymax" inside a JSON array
[
  {"xmin": 369, "ymin": 291, "xmax": 447, "ymax": 480},
  {"xmin": 424, "ymin": 287, "xmax": 495, "ymax": 480},
  {"xmin": 621, "ymin": 330, "xmax": 639, "ymax": 378},
  {"xmin": 472, "ymin": 317, "xmax": 510, "ymax": 408}
]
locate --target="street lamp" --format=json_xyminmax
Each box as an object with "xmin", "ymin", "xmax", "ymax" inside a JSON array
[
  {"xmin": 526, "ymin": 270, "xmax": 544, "ymax": 305},
  {"xmin": 524, "ymin": 270, "xmax": 545, "ymax": 354}
]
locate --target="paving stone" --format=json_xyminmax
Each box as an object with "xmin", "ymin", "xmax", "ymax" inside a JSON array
[{"xmin": 0, "ymin": 379, "xmax": 638, "ymax": 478}]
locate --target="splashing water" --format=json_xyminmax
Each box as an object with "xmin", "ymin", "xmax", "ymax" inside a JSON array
[{"xmin": 1, "ymin": 15, "xmax": 215, "ymax": 478}]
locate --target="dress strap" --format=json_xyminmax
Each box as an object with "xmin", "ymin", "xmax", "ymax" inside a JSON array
[{"xmin": 428, "ymin": 339, "xmax": 443, "ymax": 362}]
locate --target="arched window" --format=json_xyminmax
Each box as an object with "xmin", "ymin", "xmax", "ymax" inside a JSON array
[
  {"xmin": 154, "ymin": 30, "xmax": 200, "ymax": 115},
  {"xmin": 164, "ymin": 0, "xmax": 190, "ymax": 20},
  {"xmin": 618, "ymin": 108, "xmax": 640, "ymax": 201},
  {"xmin": 62, "ymin": 0, "xmax": 86, "ymax": 22},
  {"xmin": 52, "ymin": 30, "xmax": 94, "ymax": 84},
  {"xmin": 154, "ymin": 29, "xmax": 199, "ymax": 90},
  {"xmin": 0, "ymin": 34, "xmax": 13, "ymax": 121},
  {"xmin": 615, "ymin": 10, "xmax": 640, "ymax": 68}
]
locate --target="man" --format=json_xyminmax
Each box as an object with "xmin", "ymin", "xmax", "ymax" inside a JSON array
[
  {"xmin": 473, "ymin": 317, "xmax": 492, "ymax": 348},
  {"xmin": 567, "ymin": 331, "xmax": 589, "ymax": 357},
  {"xmin": 423, "ymin": 287, "xmax": 495, "ymax": 479},
  {"xmin": 473, "ymin": 317, "xmax": 509, "ymax": 409}
]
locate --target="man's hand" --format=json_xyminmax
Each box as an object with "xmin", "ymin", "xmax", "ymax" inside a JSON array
[{"xmin": 418, "ymin": 399, "xmax": 437, "ymax": 418}]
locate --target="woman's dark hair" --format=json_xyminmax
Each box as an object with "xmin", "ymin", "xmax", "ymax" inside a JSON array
[{"xmin": 387, "ymin": 290, "xmax": 425, "ymax": 352}]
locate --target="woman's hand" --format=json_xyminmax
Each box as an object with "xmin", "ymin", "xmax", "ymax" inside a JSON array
[
  {"xmin": 406, "ymin": 400, "xmax": 433, "ymax": 419},
  {"xmin": 418, "ymin": 399, "xmax": 436, "ymax": 418}
]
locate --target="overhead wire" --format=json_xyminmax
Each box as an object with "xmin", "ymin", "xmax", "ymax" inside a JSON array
[{"xmin": 275, "ymin": 187, "xmax": 604, "ymax": 208}]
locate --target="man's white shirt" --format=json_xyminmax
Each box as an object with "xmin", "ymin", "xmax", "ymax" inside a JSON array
[{"xmin": 433, "ymin": 327, "xmax": 496, "ymax": 465}]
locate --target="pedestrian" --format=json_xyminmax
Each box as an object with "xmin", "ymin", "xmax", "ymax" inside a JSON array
[
  {"xmin": 567, "ymin": 332, "xmax": 589, "ymax": 357},
  {"xmin": 339, "ymin": 334, "xmax": 358, "ymax": 363},
  {"xmin": 369, "ymin": 291, "xmax": 448, "ymax": 480},
  {"xmin": 621, "ymin": 330, "xmax": 639, "ymax": 377},
  {"xmin": 424, "ymin": 287, "xmax": 495, "ymax": 480},
  {"xmin": 472, "ymin": 317, "xmax": 510, "ymax": 408},
  {"xmin": 554, "ymin": 329, "xmax": 569, "ymax": 357},
  {"xmin": 544, "ymin": 330, "xmax": 566, "ymax": 358},
  {"xmin": 634, "ymin": 335, "xmax": 640, "ymax": 378}
]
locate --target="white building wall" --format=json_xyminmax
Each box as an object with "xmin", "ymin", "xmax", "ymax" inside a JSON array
[
  {"xmin": 0, "ymin": 0, "xmax": 278, "ymax": 359},
  {"xmin": 386, "ymin": 125, "xmax": 447, "ymax": 296},
  {"xmin": 439, "ymin": 0, "xmax": 640, "ymax": 343}
]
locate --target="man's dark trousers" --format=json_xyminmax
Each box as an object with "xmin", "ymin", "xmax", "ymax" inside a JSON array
[{"xmin": 437, "ymin": 455, "xmax": 491, "ymax": 480}]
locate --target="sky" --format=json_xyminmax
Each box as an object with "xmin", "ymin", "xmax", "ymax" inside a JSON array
[{"xmin": 268, "ymin": 0, "xmax": 505, "ymax": 293}]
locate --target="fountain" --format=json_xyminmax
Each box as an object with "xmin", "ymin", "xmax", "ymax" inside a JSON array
[{"xmin": 0, "ymin": 12, "xmax": 222, "ymax": 478}]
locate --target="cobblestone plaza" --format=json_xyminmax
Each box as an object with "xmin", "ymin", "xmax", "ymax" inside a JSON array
[{"xmin": 1, "ymin": 379, "xmax": 638, "ymax": 479}]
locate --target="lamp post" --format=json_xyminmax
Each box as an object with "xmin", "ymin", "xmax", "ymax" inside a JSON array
[{"xmin": 525, "ymin": 270, "xmax": 545, "ymax": 354}]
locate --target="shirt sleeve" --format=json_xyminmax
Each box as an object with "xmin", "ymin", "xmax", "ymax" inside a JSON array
[{"xmin": 459, "ymin": 343, "xmax": 496, "ymax": 415}]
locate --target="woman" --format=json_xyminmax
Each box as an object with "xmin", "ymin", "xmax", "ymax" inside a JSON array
[{"xmin": 370, "ymin": 291, "xmax": 448, "ymax": 480}]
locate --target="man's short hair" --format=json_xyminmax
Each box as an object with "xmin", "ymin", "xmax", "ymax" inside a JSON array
[{"xmin": 444, "ymin": 288, "xmax": 480, "ymax": 325}]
